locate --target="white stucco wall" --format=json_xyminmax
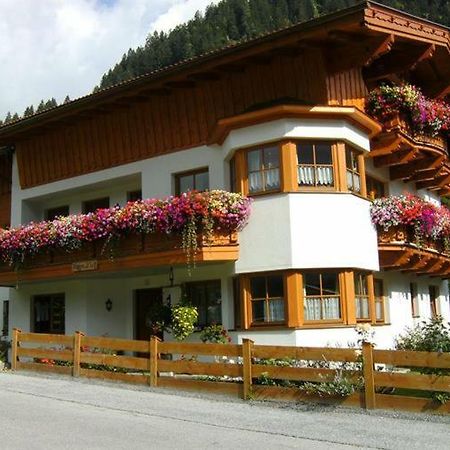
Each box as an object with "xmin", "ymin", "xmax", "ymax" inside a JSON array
[{"xmin": 236, "ymin": 193, "xmax": 379, "ymax": 273}]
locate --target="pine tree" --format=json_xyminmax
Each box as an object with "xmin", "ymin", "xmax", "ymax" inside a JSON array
[{"xmin": 64, "ymin": 95, "xmax": 71, "ymax": 104}]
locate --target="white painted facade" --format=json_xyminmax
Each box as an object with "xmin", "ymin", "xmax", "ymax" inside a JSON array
[{"xmin": 5, "ymin": 116, "xmax": 450, "ymax": 350}]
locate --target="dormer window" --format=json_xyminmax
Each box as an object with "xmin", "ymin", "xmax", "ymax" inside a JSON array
[
  {"xmin": 247, "ymin": 145, "xmax": 280, "ymax": 194},
  {"xmin": 297, "ymin": 143, "xmax": 334, "ymax": 188}
]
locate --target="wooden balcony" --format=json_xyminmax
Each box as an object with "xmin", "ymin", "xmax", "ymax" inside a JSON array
[
  {"xmin": 378, "ymin": 226, "xmax": 450, "ymax": 278},
  {"xmin": 0, "ymin": 232, "xmax": 238, "ymax": 286},
  {"xmin": 368, "ymin": 115, "xmax": 450, "ymax": 195}
]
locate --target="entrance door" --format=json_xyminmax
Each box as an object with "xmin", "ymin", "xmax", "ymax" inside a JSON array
[{"xmin": 135, "ymin": 288, "xmax": 164, "ymax": 341}]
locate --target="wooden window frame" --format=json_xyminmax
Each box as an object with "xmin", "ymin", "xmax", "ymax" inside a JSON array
[
  {"xmin": 354, "ymin": 272, "xmax": 376, "ymax": 323},
  {"xmin": 184, "ymin": 279, "xmax": 222, "ymax": 328},
  {"xmin": 295, "ymin": 141, "xmax": 337, "ymax": 192},
  {"xmin": 366, "ymin": 174, "xmax": 386, "ymax": 200},
  {"xmin": 302, "ymin": 271, "xmax": 344, "ymax": 324},
  {"xmin": 32, "ymin": 293, "xmax": 65, "ymax": 335},
  {"xmin": 82, "ymin": 197, "xmax": 110, "ymax": 214},
  {"xmin": 45, "ymin": 205, "xmax": 70, "ymax": 221},
  {"xmin": 234, "ymin": 140, "xmax": 367, "ymax": 197},
  {"xmin": 240, "ymin": 272, "xmax": 287, "ymax": 328},
  {"xmin": 429, "ymin": 285, "xmax": 439, "ymax": 318},
  {"xmin": 174, "ymin": 167, "xmax": 209, "ymax": 196},
  {"xmin": 345, "ymin": 145, "xmax": 366, "ymax": 196},
  {"xmin": 240, "ymin": 269, "xmax": 375, "ymax": 330},
  {"xmin": 127, "ymin": 190, "xmax": 142, "ymax": 202},
  {"xmin": 410, "ymin": 282, "xmax": 420, "ymax": 318},
  {"xmin": 374, "ymin": 278, "xmax": 386, "ymax": 324},
  {"xmin": 245, "ymin": 144, "xmax": 282, "ymax": 196}
]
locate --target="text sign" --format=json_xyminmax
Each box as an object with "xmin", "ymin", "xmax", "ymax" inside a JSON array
[{"xmin": 72, "ymin": 260, "xmax": 98, "ymax": 272}]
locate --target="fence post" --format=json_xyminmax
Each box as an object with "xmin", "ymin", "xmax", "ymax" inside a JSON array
[
  {"xmin": 149, "ymin": 336, "xmax": 159, "ymax": 387},
  {"xmin": 362, "ymin": 342, "xmax": 376, "ymax": 409},
  {"xmin": 72, "ymin": 331, "xmax": 84, "ymax": 378},
  {"xmin": 242, "ymin": 338, "xmax": 254, "ymax": 400},
  {"xmin": 11, "ymin": 328, "xmax": 21, "ymax": 371}
]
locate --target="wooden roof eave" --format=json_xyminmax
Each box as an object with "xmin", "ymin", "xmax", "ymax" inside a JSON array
[
  {"xmin": 209, "ymin": 105, "xmax": 382, "ymax": 145},
  {"xmin": 1, "ymin": 1, "xmax": 450, "ymax": 143}
]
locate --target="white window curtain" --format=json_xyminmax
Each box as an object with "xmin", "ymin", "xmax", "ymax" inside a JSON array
[
  {"xmin": 375, "ymin": 301, "xmax": 384, "ymax": 321},
  {"xmin": 269, "ymin": 298, "xmax": 285, "ymax": 322},
  {"xmin": 347, "ymin": 170, "xmax": 361, "ymax": 192},
  {"xmin": 298, "ymin": 166, "xmax": 333, "ymax": 186},
  {"xmin": 304, "ymin": 298, "xmax": 321, "ymax": 320},
  {"xmin": 356, "ymin": 297, "xmax": 370, "ymax": 319},
  {"xmin": 249, "ymin": 172, "xmax": 263, "ymax": 192},
  {"xmin": 322, "ymin": 297, "xmax": 340, "ymax": 319},
  {"xmin": 265, "ymin": 168, "xmax": 280, "ymax": 189}
]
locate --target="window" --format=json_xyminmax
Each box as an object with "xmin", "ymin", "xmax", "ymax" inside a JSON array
[
  {"xmin": 82, "ymin": 197, "xmax": 109, "ymax": 214},
  {"xmin": 345, "ymin": 146, "xmax": 361, "ymax": 193},
  {"xmin": 373, "ymin": 279, "xmax": 385, "ymax": 323},
  {"xmin": 303, "ymin": 272, "xmax": 341, "ymax": 321},
  {"xmin": 232, "ymin": 277, "xmax": 241, "ymax": 329},
  {"xmin": 175, "ymin": 168, "xmax": 209, "ymax": 195},
  {"xmin": 355, "ymin": 272, "xmax": 370, "ymax": 321},
  {"xmin": 249, "ymin": 274, "xmax": 285, "ymax": 324},
  {"xmin": 32, "ymin": 294, "xmax": 65, "ymax": 334},
  {"xmin": 366, "ymin": 175, "xmax": 385, "ymax": 200},
  {"xmin": 229, "ymin": 157, "xmax": 237, "ymax": 193},
  {"xmin": 185, "ymin": 280, "xmax": 221, "ymax": 327},
  {"xmin": 429, "ymin": 285, "xmax": 439, "ymax": 318},
  {"xmin": 247, "ymin": 145, "xmax": 280, "ymax": 194},
  {"xmin": 297, "ymin": 142, "xmax": 334, "ymax": 188},
  {"xmin": 2, "ymin": 300, "xmax": 8, "ymax": 336},
  {"xmin": 127, "ymin": 190, "xmax": 142, "ymax": 202},
  {"xmin": 410, "ymin": 282, "xmax": 420, "ymax": 318},
  {"xmin": 45, "ymin": 205, "xmax": 69, "ymax": 221}
]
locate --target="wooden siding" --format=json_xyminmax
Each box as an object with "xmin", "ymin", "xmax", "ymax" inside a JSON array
[
  {"xmin": 326, "ymin": 68, "xmax": 368, "ymax": 111},
  {"xmin": 16, "ymin": 49, "xmax": 328, "ymax": 189},
  {"xmin": 0, "ymin": 152, "xmax": 12, "ymax": 227}
]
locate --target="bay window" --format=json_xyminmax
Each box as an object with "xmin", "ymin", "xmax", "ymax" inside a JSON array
[
  {"xmin": 303, "ymin": 272, "xmax": 341, "ymax": 321},
  {"xmin": 249, "ymin": 274, "xmax": 285, "ymax": 324},
  {"xmin": 297, "ymin": 142, "xmax": 334, "ymax": 188},
  {"xmin": 247, "ymin": 145, "xmax": 280, "ymax": 194}
]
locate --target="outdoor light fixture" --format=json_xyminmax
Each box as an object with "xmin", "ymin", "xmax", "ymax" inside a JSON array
[
  {"xmin": 105, "ymin": 298, "xmax": 113, "ymax": 312},
  {"xmin": 169, "ymin": 266, "xmax": 174, "ymax": 287}
]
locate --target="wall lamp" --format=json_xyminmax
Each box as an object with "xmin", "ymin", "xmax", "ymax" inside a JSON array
[{"xmin": 105, "ymin": 298, "xmax": 113, "ymax": 312}]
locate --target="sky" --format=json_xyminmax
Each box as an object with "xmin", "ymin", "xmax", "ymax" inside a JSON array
[{"xmin": 0, "ymin": 0, "xmax": 220, "ymax": 119}]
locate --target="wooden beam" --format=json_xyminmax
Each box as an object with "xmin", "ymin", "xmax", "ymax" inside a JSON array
[
  {"xmin": 365, "ymin": 44, "xmax": 435, "ymax": 81},
  {"xmin": 416, "ymin": 173, "xmax": 450, "ymax": 190},
  {"xmin": 430, "ymin": 262, "xmax": 450, "ymax": 277},
  {"xmin": 164, "ymin": 80, "xmax": 196, "ymax": 89},
  {"xmin": 401, "ymin": 254, "xmax": 433, "ymax": 273},
  {"xmin": 408, "ymin": 166, "xmax": 443, "ymax": 182},
  {"xmin": 416, "ymin": 258, "xmax": 445, "ymax": 276},
  {"xmin": 369, "ymin": 136, "xmax": 403, "ymax": 158},
  {"xmin": 327, "ymin": 35, "xmax": 395, "ymax": 74},
  {"xmin": 374, "ymin": 147, "xmax": 417, "ymax": 168},
  {"xmin": 389, "ymin": 155, "xmax": 444, "ymax": 180},
  {"xmin": 379, "ymin": 249, "xmax": 411, "ymax": 269},
  {"xmin": 187, "ymin": 72, "xmax": 221, "ymax": 82}
]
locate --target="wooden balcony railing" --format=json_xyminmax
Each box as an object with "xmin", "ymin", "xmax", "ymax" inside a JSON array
[
  {"xmin": 0, "ymin": 231, "xmax": 238, "ymax": 285},
  {"xmin": 368, "ymin": 114, "xmax": 450, "ymax": 195},
  {"xmin": 378, "ymin": 225, "xmax": 450, "ymax": 278}
]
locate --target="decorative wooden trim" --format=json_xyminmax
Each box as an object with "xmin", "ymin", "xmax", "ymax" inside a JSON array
[
  {"xmin": 280, "ymin": 141, "xmax": 297, "ymax": 193},
  {"xmin": 335, "ymin": 142, "xmax": 348, "ymax": 192},
  {"xmin": 210, "ymin": 105, "xmax": 382, "ymax": 145},
  {"xmin": 343, "ymin": 271, "xmax": 356, "ymax": 325},
  {"xmin": 286, "ymin": 271, "xmax": 301, "ymax": 328},
  {"xmin": 358, "ymin": 153, "xmax": 367, "ymax": 198},
  {"xmin": 366, "ymin": 273, "xmax": 376, "ymax": 325},
  {"xmin": 240, "ymin": 275, "xmax": 251, "ymax": 330},
  {"xmin": 0, "ymin": 242, "xmax": 239, "ymax": 286}
]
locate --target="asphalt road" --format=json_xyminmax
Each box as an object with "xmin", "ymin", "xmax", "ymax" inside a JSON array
[{"xmin": 0, "ymin": 372, "xmax": 449, "ymax": 450}]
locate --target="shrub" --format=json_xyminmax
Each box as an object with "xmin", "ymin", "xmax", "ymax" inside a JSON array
[
  {"xmin": 395, "ymin": 316, "xmax": 450, "ymax": 404},
  {"xmin": 199, "ymin": 324, "xmax": 231, "ymax": 344}
]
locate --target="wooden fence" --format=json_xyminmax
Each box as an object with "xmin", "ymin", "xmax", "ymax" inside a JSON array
[{"xmin": 11, "ymin": 328, "xmax": 450, "ymax": 415}]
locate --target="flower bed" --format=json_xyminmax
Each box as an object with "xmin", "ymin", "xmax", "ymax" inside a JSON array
[
  {"xmin": 370, "ymin": 194, "xmax": 450, "ymax": 251},
  {"xmin": 366, "ymin": 83, "xmax": 450, "ymax": 138},
  {"xmin": 0, "ymin": 190, "xmax": 252, "ymax": 268}
]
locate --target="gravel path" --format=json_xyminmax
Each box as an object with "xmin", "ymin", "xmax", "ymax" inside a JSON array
[{"xmin": 0, "ymin": 371, "xmax": 449, "ymax": 449}]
